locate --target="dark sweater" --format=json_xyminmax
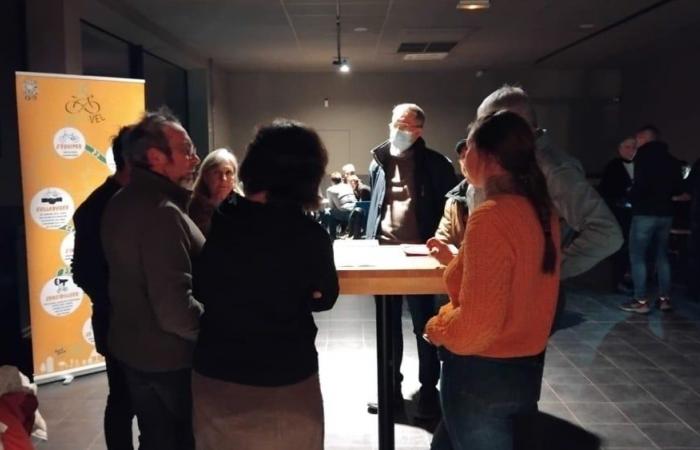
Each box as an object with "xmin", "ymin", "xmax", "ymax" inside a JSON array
[
  {"xmin": 193, "ymin": 194, "xmax": 339, "ymax": 386},
  {"xmin": 72, "ymin": 176, "xmax": 122, "ymax": 355},
  {"xmin": 630, "ymin": 141, "xmax": 683, "ymax": 216},
  {"xmin": 598, "ymin": 157, "xmax": 633, "ymax": 210}
]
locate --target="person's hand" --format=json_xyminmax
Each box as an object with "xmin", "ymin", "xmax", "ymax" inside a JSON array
[
  {"xmin": 312, "ymin": 291, "xmax": 322, "ymax": 299},
  {"xmin": 426, "ymin": 237, "xmax": 455, "ymax": 266}
]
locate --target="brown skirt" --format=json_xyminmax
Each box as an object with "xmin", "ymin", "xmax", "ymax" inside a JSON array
[{"xmin": 192, "ymin": 371, "xmax": 324, "ymax": 450}]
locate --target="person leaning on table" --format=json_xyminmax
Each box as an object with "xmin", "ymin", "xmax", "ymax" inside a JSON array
[{"xmin": 425, "ymin": 111, "xmax": 561, "ymax": 450}]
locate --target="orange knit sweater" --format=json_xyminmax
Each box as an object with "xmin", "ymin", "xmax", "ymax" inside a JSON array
[{"xmin": 425, "ymin": 194, "xmax": 561, "ymax": 358}]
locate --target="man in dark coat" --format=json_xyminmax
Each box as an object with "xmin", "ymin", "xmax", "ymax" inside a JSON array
[
  {"xmin": 72, "ymin": 125, "xmax": 136, "ymax": 449},
  {"xmin": 620, "ymin": 125, "xmax": 683, "ymax": 314},
  {"xmin": 366, "ymin": 103, "xmax": 457, "ymax": 419},
  {"xmin": 102, "ymin": 111, "xmax": 204, "ymax": 450}
]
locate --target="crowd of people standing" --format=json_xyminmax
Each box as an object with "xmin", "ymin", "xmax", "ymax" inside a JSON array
[{"xmin": 69, "ymin": 82, "xmax": 697, "ymax": 450}]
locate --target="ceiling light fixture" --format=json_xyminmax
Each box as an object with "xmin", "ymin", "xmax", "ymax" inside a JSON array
[
  {"xmin": 332, "ymin": 1, "xmax": 351, "ymax": 73},
  {"xmin": 456, "ymin": 0, "xmax": 490, "ymax": 10}
]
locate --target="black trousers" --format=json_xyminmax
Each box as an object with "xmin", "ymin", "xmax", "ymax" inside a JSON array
[
  {"xmin": 377, "ymin": 295, "xmax": 440, "ymax": 392},
  {"xmin": 104, "ymin": 355, "xmax": 137, "ymax": 450},
  {"xmin": 122, "ymin": 363, "xmax": 194, "ymax": 450}
]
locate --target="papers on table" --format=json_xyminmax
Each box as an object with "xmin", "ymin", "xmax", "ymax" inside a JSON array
[
  {"xmin": 333, "ymin": 240, "xmax": 381, "ymax": 267},
  {"xmin": 400, "ymin": 243, "xmax": 458, "ymax": 256}
]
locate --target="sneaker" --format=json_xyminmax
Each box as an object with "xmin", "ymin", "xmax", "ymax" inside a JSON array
[
  {"xmin": 619, "ymin": 299, "xmax": 651, "ymax": 314},
  {"xmin": 657, "ymin": 297, "xmax": 673, "ymax": 312},
  {"xmin": 414, "ymin": 387, "xmax": 440, "ymax": 420}
]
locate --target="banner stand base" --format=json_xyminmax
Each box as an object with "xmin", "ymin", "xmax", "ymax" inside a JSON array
[{"xmin": 34, "ymin": 362, "xmax": 106, "ymax": 386}]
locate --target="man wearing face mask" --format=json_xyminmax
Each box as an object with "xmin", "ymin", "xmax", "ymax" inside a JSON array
[{"xmin": 365, "ymin": 103, "xmax": 457, "ymax": 419}]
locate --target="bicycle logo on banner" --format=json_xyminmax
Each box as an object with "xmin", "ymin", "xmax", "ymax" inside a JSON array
[{"xmin": 65, "ymin": 94, "xmax": 106, "ymax": 123}]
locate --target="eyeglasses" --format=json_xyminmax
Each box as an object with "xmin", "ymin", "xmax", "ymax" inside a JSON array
[{"xmin": 389, "ymin": 121, "xmax": 423, "ymax": 132}]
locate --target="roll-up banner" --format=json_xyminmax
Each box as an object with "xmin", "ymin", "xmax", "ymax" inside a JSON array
[{"xmin": 15, "ymin": 72, "xmax": 145, "ymax": 383}]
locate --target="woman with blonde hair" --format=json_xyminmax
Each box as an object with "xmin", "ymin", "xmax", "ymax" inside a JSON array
[{"xmin": 189, "ymin": 148, "xmax": 239, "ymax": 234}]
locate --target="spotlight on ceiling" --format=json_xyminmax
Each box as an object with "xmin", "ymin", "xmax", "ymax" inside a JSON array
[
  {"xmin": 333, "ymin": 58, "xmax": 351, "ymax": 73},
  {"xmin": 456, "ymin": 0, "xmax": 490, "ymax": 10},
  {"xmin": 332, "ymin": 1, "xmax": 351, "ymax": 74}
]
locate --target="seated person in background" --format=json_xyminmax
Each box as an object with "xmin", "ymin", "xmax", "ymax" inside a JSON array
[
  {"xmin": 323, "ymin": 171, "xmax": 357, "ymax": 239},
  {"xmin": 434, "ymin": 138, "xmax": 470, "ymax": 247},
  {"xmin": 426, "ymin": 111, "xmax": 561, "ymax": 450},
  {"xmin": 348, "ymin": 174, "xmax": 372, "ymax": 201},
  {"xmin": 191, "ymin": 119, "xmax": 339, "ymax": 450},
  {"xmin": 189, "ymin": 148, "xmax": 239, "ymax": 235},
  {"xmin": 341, "ymin": 163, "xmax": 357, "ymax": 182}
]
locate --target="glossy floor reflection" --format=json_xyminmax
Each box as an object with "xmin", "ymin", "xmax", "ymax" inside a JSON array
[{"xmin": 36, "ymin": 287, "xmax": 700, "ymax": 449}]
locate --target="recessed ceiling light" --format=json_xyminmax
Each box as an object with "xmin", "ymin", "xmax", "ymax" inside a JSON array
[
  {"xmin": 579, "ymin": 23, "xmax": 596, "ymax": 30},
  {"xmin": 354, "ymin": 27, "xmax": 368, "ymax": 32},
  {"xmin": 403, "ymin": 53, "xmax": 449, "ymax": 61},
  {"xmin": 456, "ymin": 0, "xmax": 490, "ymax": 10}
]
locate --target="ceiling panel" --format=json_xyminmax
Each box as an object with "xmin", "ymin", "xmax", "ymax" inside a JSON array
[{"xmin": 104, "ymin": 0, "xmax": 700, "ymax": 72}]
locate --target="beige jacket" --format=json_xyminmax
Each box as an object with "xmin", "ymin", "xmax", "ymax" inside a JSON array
[{"xmin": 434, "ymin": 180, "xmax": 469, "ymax": 247}]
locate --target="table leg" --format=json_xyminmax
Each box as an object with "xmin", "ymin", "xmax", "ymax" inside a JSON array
[{"xmin": 376, "ymin": 295, "xmax": 395, "ymax": 450}]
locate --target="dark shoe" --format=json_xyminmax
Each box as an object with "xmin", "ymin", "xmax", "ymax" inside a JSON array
[
  {"xmin": 414, "ymin": 387, "xmax": 440, "ymax": 420},
  {"xmin": 366, "ymin": 389, "xmax": 404, "ymax": 415},
  {"xmin": 657, "ymin": 297, "xmax": 673, "ymax": 312},
  {"xmin": 619, "ymin": 299, "xmax": 651, "ymax": 314}
]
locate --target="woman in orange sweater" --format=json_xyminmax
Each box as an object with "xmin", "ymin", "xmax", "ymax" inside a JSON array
[{"xmin": 425, "ymin": 111, "xmax": 560, "ymax": 450}]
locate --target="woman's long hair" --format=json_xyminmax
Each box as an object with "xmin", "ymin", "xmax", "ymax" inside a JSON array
[
  {"xmin": 468, "ymin": 110, "xmax": 557, "ymax": 273},
  {"xmin": 192, "ymin": 148, "xmax": 239, "ymax": 200}
]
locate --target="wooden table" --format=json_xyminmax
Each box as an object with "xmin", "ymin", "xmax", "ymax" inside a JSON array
[{"xmin": 334, "ymin": 243, "xmax": 447, "ymax": 450}]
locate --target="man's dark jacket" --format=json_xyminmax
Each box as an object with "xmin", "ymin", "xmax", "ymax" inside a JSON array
[
  {"xmin": 598, "ymin": 157, "xmax": 633, "ymax": 210},
  {"xmin": 630, "ymin": 141, "xmax": 683, "ymax": 216},
  {"xmin": 365, "ymin": 138, "xmax": 457, "ymax": 241},
  {"xmin": 72, "ymin": 176, "xmax": 121, "ymax": 355}
]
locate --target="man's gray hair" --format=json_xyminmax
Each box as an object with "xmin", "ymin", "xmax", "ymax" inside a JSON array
[
  {"xmin": 124, "ymin": 108, "xmax": 181, "ymax": 168},
  {"xmin": 477, "ymin": 85, "xmax": 538, "ymax": 128},
  {"xmin": 393, "ymin": 103, "xmax": 426, "ymax": 127},
  {"xmin": 341, "ymin": 163, "xmax": 356, "ymax": 175}
]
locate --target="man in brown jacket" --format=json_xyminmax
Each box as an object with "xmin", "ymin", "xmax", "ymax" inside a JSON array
[
  {"xmin": 101, "ymin": 110, "xmax": 203, "ymax": 450},
  {"xmin": 434, "ymin": 139, "xmax": 469, "ymax": 247}
]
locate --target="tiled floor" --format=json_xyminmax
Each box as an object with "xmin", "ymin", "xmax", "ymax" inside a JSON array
[{"xmin": 36, "ymin": 287, "xmax": 700, "ymax": 449}]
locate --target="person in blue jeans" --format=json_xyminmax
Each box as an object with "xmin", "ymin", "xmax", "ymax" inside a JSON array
[{"xmin": 620, "ymin": 125, "xmax": 683, "ymax": 314}]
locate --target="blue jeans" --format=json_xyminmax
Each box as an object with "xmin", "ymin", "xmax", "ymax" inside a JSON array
[
  {"xmin": 322, "ymin": 208, "xmax": 352, "ymax": 239},
  {"xmin": 629, "ymin": 215, "xmax": 673, "ymax": 299},
  {"xmin": 431, "ymin": 352, "xmax": 543, "ymax": 450}
]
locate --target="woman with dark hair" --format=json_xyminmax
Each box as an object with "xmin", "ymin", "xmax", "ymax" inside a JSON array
[
  {"xmin": 425, "ymin": 111, "xmax": 561, "ymax": 450},
  {"xmin": 191, "ymin": 119, "xmax": 339, "ymax": 450}
]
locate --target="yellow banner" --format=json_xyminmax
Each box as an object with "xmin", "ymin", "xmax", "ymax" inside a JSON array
[{"xmin": 15, "ymin": 72, "xmax": 145, "ymax": 381}]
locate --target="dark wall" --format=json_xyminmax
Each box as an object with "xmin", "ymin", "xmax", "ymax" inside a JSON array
[
  {"xmin": 621, "ymin": 58, "xmax": 700, "ymax": 165},
  {"xmin": 0, "ymin": 0, "xmax": 32, "ymax": 375}
]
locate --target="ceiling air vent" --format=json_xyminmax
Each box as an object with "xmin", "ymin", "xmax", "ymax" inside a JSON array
[
  {"xmin": 397, "ymin": 42, "xmax": 429, "ymax": 53},
  {"xmin": 397, "ymin": 41, "xmax": 458, "ymax": 61}
]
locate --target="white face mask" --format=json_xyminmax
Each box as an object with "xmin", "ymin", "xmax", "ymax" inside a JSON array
[{"xmin": 389, "ymin": 128, "xmax": 415, "ymax": 153}]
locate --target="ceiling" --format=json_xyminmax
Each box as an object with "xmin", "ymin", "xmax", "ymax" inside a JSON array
[{"xmin": 109, "ymin": 0, "xmax": 700, "ymax": 72}]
